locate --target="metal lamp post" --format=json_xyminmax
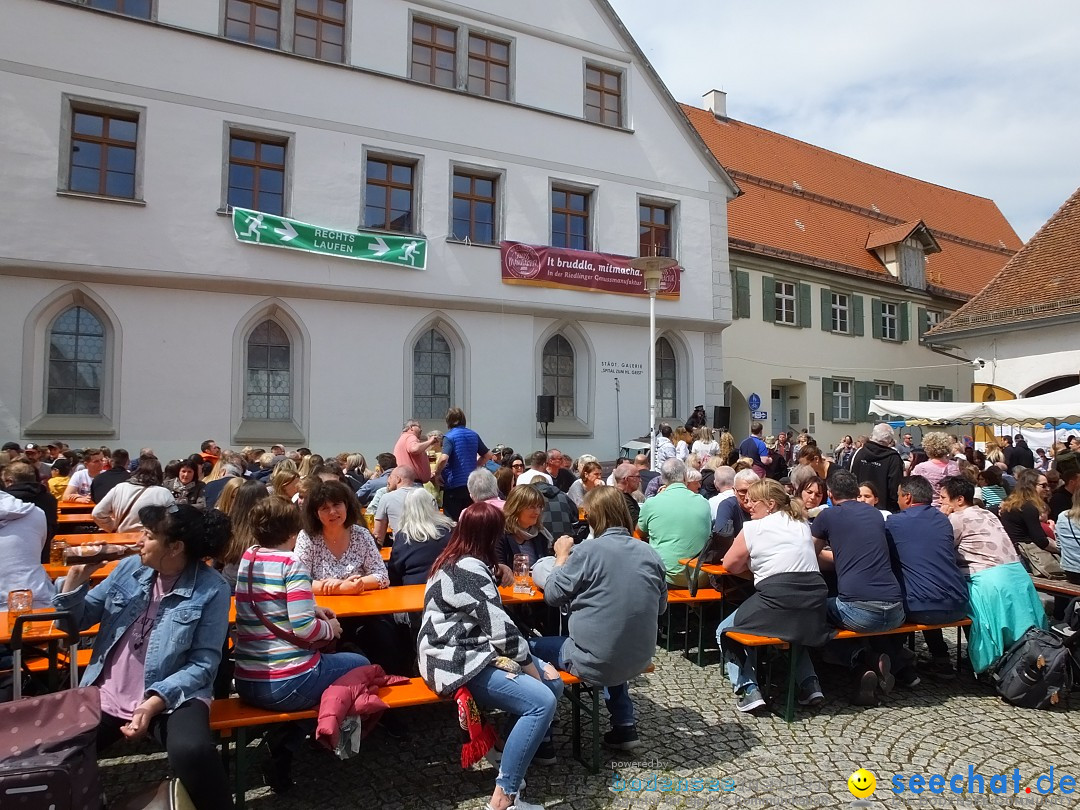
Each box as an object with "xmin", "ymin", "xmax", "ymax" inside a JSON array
[{"xmin": 630, "ymin": 254, "xmax": 678, "ymax": 471}]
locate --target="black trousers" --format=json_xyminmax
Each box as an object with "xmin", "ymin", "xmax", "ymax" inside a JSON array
[
  {"xmin": 442, "ymin": 485, "xmax": 472, "ymax": 521},
  {"xmin": 97, "ymin": 699, "xmax": 232, "ymax": 810}
]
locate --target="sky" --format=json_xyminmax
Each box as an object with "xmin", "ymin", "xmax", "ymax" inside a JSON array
[{"xmin": 607, "ymin": 0, "xmax": 1080, "ymax": 241}]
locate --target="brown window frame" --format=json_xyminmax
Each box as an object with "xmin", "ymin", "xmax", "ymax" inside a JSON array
[
  {"xmin": 365, "ymin": 156, "xmax": 417, "ymax": 233},
  {"xmin": 293, "ymin": 0, "xmax": 346, "ymax": 62},
  {"xmin": 411, "ymin": 18, "xmax": 457, "ymax": 88},
  {"xmin": 585, "ymin": 64, "xmax": 622, "ymax": 126},
  {"xmin": 227, "ymin": 134, "xmax": 288, "ymax": 216},
  {"xmin": 68, "ymin": 109, "xmax": 139, "ymax": 199},
  {"xmin": 225, "ymin": 0, "xmax": 281, "ymax": 48},
  {"xmin": 451, "ymin": 170, "xmax": 498, "ymax": 244},
  {"xmin": 639, "ymin": 202, "xmax": 673, "ymax": 258},
  {"xmin": 466, "ymin": 33, "xmax": 510, "ymax": 100},
  {"xmin": 551, "ymin": 186, "xmax": 591, "ymax": 251}
]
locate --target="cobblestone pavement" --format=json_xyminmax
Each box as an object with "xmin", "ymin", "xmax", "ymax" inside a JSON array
[{"xmin": 100, "ymin": 638, "xmax": 1080, "ymax": 810}]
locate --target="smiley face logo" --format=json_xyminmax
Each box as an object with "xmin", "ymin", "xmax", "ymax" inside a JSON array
[{"xmin": 848, "ymin": 768, "xmax": 876, "ymax": 799}]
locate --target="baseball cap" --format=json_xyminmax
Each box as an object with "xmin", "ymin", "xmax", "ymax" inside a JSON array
[
  {"xmin": 24, "ymin": 442, "xmax": 40, "ymax": 451},
  {"xmin": 2, "ymin": 442, "xmax": 21, "ymax": 452}
]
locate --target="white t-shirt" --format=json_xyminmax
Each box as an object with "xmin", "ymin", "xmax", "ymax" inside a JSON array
[
  {"xmin": 66, "ymin": 468, "xmax": 95, "ymax": 498},
  {"xmin": 742, "ymin": 511, "xmax": 819, "ymax": 585},
  {"xmin": 517, "ymin": 469, "xmax": 552, "ymax": 487},
  {"xmin": 692, "ymin": 440, "xmax": 720, "ymax": 460},
  {"xmin": 708, "ymin": 489, "xmax": 735, "ymax": 520}
]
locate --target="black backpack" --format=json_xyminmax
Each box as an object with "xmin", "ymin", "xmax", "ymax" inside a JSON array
[{"xmin": 989, "ymin": 626, "xmax": 1073, "ymax": 709}]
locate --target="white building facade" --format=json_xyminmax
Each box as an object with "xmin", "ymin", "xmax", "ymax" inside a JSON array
[{"xmin": 0, "ymin": 0, "xmax": 736, "ymax": 462}]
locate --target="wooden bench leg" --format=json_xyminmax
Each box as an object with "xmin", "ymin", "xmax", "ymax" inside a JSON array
[
  {"xmin": 783, "ymin": 644, "xmax": 799, "ymax": 723},
  {"xmin": 234, "ymin": 728, "xmax": 250, "ymax": 810},
  {"xmin": 589, "ymin": 686, "xmax": 600, "ymax": 775},
  {"xmin": 571, "ymin": 683, "xmax": 582, "ymax": 764}
]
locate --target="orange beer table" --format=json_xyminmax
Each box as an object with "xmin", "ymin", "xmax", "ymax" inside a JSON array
[
  {"xmin": 57, "ymin": 531, "xmax": 141, "ymax": 547},
  {"xmin": 43, "ymin": 560, "xmax": 119, "ymax": 583},
  {"xmin": 229, "ymin": 582, "xmax": 543, "ymax": 621},
  {"xmin": 57, "ymin": 500, "xmax": 94, "ymax": 513},
  {"xmin": 678, "ymin": 558, "xmax": 730, "ymax": 577},
  {"xmin": 57, "ymin": 512, "xmax": 97, "ymax": 525}
]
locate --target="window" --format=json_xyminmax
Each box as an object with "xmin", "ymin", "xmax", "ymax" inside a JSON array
[
  {"xmin": 639, "ymin": 202, "xmax": 673, "ymax": 258},
  {"xmin": 467, "ymin": 33, "xmax": 510, "ymax": 100},
  {"xmin": 365, "ymin": 156, "xmax": 417, "ymax": 232},
  {"xmin": 551, "ymin": 187, "xmax": 590, "ymax": 251},
  {"xmin": 926, "ymin": 387, "xmax": 943, "ymax": 402},
  {"xmin": 832, "ymin": 379, "xmax": 852, "ymax": 422},
  {"xmin": 775, "ymin": 281, "xmax": 797, "ymax": 325},
  {"xmin": 245, "ymin": 320, "xmax": 291, "ymax": 420},
  {"xmin": 875, "ymin": 382, "xmax": 893, "ymax": 400},
  {"xmin": 225, "ymin": 0, "xmax": 280, "ymax": 47},
  {"xmin": 585, "ymin": 64, "xmax": 622, "ymax": 126},
  {"xmin": 67, "ymin": 109, "xmax": 138, "ymax": 199},
  {"xmin": 87, "ymin": 0, "xmax": 151, "ymax": 17},
  {"xmin": 227, "ymin": 134, "xmax": 287, "ymax": 215},
  {"xmin": 831, "ymin": 293, "xmax": 849, "ymax": 334},
  {"xmin": 926, "ymin": 310, "xmax": 941, "ymax": 328},
  {"xmin": 411, "ymin": 19, "xmax": 457, "ymax": 88},
  {"xmin": 880, "ymin": 302, "xmax": 898, "ymax": 341},
  {"xmin": 656, "ymin": 337, "xmax": 676, "ymax": 419},
  {"xmin": 47, "ymin": 307, "xmax": 104, "ymax": 415},
  {"xmin": 413, "ymin": 329, "xmax": 452, "ymax": 419},
  {"xmin": 451, "ymin": 171, "xmax": 497, "ymax": 243},
  {"xmin": 294, "ymin": 0, "xmax": 346, "ymax": 62},
  {"xmin": 542, "ymin": 335, "xmax": 575, "ymax": 418}
]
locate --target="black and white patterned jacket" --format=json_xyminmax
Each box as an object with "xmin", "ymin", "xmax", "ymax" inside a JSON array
[{"xmin": 417, "ymin": 556, "xmax": 530, "ymax": 697}]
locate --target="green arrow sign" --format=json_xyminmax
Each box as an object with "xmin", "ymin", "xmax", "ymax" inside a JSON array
[{"xmin": 231, "ymin": 207, "xmax": 427, "ymax": 269}]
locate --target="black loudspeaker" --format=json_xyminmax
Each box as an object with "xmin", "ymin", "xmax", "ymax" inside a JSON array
[
  {"xmin": 713, "ymin": 406, "xmax": 731, "ymax": 430},
  {"xmin": 536, "ymin": 395, "xmax": 555, "ymax": 423}
]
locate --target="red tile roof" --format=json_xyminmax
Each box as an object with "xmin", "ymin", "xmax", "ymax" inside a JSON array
[
  {"xmin": 865, "ymin": 221, "xmax": 936, "ymax": 251},
  {"xmin": 928, "ymin": 186, "xmax": 1080, "ymax": 336},
  {"xmin": 682, "ymin": 105, "xmax": 1022, "ymax": 297}
]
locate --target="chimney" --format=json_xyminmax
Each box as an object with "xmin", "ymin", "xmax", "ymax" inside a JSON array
[{"xmin": 703, "ymin": 89, "xmax": 727, "ymax": 119}]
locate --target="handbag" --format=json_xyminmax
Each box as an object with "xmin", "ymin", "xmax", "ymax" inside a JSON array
[
  {"xmin": 243, "ymin": 547, "xmax": 336, "ymax": 651},
  {"xmin": 1020, "ymin": 543, "xmax": 1066, "ymax": 580},
  {"xmin": 0, "ymin": 613, "xmax": 103, "ymax": 810}
]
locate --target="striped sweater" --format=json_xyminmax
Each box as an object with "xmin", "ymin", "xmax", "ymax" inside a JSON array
[{"xmin": 233, "ymin": 546, "xmax": 334, "ymax": 682}]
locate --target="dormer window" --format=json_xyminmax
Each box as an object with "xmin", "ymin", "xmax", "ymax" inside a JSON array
[{"xmin": 865, "ymin": 220, "xmax": 940, "ymax": 290}]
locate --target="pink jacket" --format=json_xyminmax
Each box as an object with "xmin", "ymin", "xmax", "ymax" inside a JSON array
[{"xmin": 315, "ymin": 664, "xmax": 411, "ymax": 749}]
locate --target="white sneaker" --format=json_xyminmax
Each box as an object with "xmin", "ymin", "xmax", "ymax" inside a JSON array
[{"xmin": 485, "ymin": 798, "xmax": 542, "ymax": 810}]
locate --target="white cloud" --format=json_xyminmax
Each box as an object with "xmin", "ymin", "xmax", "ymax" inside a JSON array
[{"xmin": 608, "ymin": 0, "xmax": 1080, "ymax": 239}]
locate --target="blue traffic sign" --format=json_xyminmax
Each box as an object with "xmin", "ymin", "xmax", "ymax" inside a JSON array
[{"xmin": 748, "ymin": 393, "xmax": 761, "ymax": 410}]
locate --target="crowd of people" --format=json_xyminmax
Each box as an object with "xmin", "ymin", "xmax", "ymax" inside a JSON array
[{"xmin": 1, "ymin": 413, "xmax": 1078, "ymax": 809}]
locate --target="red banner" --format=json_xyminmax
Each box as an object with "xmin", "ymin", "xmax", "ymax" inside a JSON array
[{"xmin": 500, "ymin": 242, "xmax": 680, "ymax": 299}]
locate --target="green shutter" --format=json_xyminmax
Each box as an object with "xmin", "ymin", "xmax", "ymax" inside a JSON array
[
  {"xmin": 917, "ymin": 306, "xmax": 928, "ymax": 341},
  {"xmin": 821, "ymin": 377, "xmax": 834, "ymax": 423},
  {"xmin": 762, "ymin": 276, "xmax": 775, "ymax": 323},
  {"xmin": 899, "ymin": 302, "xmax": 910, "ymax": 342},
  {"xmin": 944, "ymin": 388, "xmax": 954, "ymax": 402},
  {"xmin": 871, "ymin": 298, "xmax": 883, "ymax": 339},
  {"xmin": 820, "ymin": 288, "xmax": 832, "ymax": 331},
  {"xmin": 893, "ymin": 383, "xmax": 904, "ymax": 400},
  {"xmin": 735, "ymin": 270, "xmax": 751, "ymax": 319},
  {"xmin": 919, "ymin": 386, "xmax": 929, "ymax": 401},
  {"xmin": 852, "ymin": 295, "xmax": 864, "ymax": 336},
  {"xmin": 798, "ymin": 282, "xmax": 812, "ymax": 329},
  {"xmin": 855, "ymin": 381, "xmax": 873, "ymax": 422}
]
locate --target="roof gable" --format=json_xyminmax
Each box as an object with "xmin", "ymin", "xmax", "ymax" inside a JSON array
[{"xmin": 928, "ymin": 185, "xmax": 1080, "ymax": 337}]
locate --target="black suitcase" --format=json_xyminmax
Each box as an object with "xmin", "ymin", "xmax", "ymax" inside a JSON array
[{"xmin": 0, "ymin": 612, "xmax": 103, "ymax": 810}]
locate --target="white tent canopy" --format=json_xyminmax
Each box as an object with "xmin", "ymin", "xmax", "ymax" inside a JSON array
[{"xmin": 869, "ymin": 384, "xmax": 1080, "ymax": 427}]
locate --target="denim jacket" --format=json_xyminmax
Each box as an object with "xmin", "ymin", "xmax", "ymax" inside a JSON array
[{"xmin": 53, "ymin": 555, "xmax": 231, "ymax": 711}]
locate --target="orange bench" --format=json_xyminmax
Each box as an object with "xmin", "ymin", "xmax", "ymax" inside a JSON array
[
  {"xmin": 210, "ymin": 666, "xmax": 654, "ymax": 807},
  {"xmin": 665, "ymin": 588, "xmax": 725, "ymax": 665},
  {"xmin": 723, "ymin": 619, "xmax": 972, "ymax": 721},
  {"xmin": 1031, "ymin": 577, "xmax": 1080, "ymax": 599}
]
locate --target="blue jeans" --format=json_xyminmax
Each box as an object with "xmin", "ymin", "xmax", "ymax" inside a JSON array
[
  {"xmin": 825, "ymin": 598, "xmax": 905, "ymax": 669},
  {"xmin": 236, "ymin": 651, "xmax": 370, "ymax": 712},
  {"xmin": 467, "ymin": 658, "xmax": 563, "ymax": 798},
  {"xmin": 529, "ymin": 636, "xmax": 635, "ymax": 728},
  {"xmin": 715, "ymin": 610, "xmax": 817, "ymax": 693}
]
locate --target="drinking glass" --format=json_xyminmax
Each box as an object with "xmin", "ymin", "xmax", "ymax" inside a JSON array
[{"xmin": 512, "ymin": 554, "xmax": 532, "ymax": 594}]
